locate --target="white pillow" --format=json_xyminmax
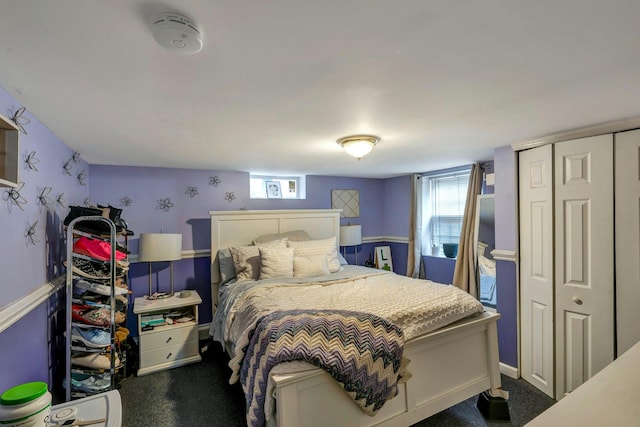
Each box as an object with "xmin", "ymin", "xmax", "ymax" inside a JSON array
[
  {"xmin": 230, "ymin": 238, "xmax": 288, "ymax": 281},
  {"xmin": 478, "ymin": 255, "xmax": 496, "ymax": 276},
  {"xmin": 293, "ymin": 255, "xmax": 330, "ymax": 278},
  {"xmin": 288, "ymin": 237, "xmax": 341, "ymax": 272},
  {"xmin": 259, "ymin": 247, "xmax": 294, "ymax": 280}
]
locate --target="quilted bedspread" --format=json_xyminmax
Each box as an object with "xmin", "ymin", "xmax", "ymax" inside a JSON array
[
  {"xmin": 239, "ymin": 309, "xmax": 410, "ymax": 427},
  {"xmin": 213, "ymin": 266, "xmax": 484, "ymax": 424}
]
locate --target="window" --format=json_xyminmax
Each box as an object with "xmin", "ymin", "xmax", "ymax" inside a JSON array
[
  {"xmin": 250, "ymin": 175, "xmax": 306, "ymax": 199},
  {"xmin": 421, "ymin": 168, "xmax": 471, "ymax": 257}
]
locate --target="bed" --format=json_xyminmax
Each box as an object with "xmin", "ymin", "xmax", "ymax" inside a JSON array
[{"xmin": 209, "ymin": 209, "xmax": 505, "ymax": 427}]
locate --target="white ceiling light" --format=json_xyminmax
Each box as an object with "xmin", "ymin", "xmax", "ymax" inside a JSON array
[
  {"xmin": 151, "ymin": 12, "xmax": 203, "ymax": 54},
  {"xmin": 336, "ymin": 135, "xmax": 380, "ymax": 160}
]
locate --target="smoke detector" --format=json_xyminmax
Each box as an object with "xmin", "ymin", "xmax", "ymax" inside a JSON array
[{"xmin": 151, "ymin": 12, "xmax": 203, "ymax": 54}]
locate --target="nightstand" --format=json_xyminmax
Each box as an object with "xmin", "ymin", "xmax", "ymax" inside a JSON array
[{"xmin": 133, "ymin": 291, "xmax": 202, "ymax": 376}]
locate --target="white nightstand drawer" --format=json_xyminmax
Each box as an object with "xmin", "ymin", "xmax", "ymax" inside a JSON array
[
  {"xmin": 140, "ymin": 325, "xmax": 198, "ymax": 351},
  {"xmin": 140, "ymin": 339, "xmax": 200, "ymax": 368}
]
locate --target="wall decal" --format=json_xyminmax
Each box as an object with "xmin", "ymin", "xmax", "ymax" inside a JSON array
[
  {"xmin": 24, "ymin": 151, "xmax": 39, "ymax": 172},
  {"xmin": 156, "ymin": 198, "xmax": 174, "ymax": 212},
  {"xmin": 185, "ymin": 186, "xmax": 199, "ymax": 198},
  {"xmin": 84, "ymin": 197, "xmax": 92, "ymax": 207},
  {"xmin": 77, "ymin": 169, "xmax": 87, "ymax": 186},
  {"xmin": 331, "ymin": 189, "xmax": 360, "ymax": 218},
  {"xmin": 224, "ymin": 192, "xmax": 236, "ymax": 202},
  {"xmin": 8, "ymin": 106, "xmax": 30, "ymax": 135},
  {"xmin": 25, "ymin": 220, "xmax": 39, "ymax": 246},
  {"xmin": 3, "ymin": 182, "xmax": 27, "ymax": 212},
  {"xmin": 63, "ymin": 159, "xmax": 73, "ymax": 176},
  {"xmin": 209, "ymin": 176, "xmax": 221, "ymax": 186},
  {"xmin": 72, "ymin": 151, "xmax": 82, "ymax": 163},
  {"xmin": 119, "ymin": 196, "xmax": 132, "ymax": 207},
  {"xmin": 56, "ymin": 193, "xmax": 66, "ymax": 208},
  {"xmin": 36, "ymin": 186, "xmax": 53, "ymax": 208}
]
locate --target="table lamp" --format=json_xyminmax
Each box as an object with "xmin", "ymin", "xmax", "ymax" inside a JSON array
[
  {"xmin": 139, "ymin": 233, "xmax": 182, "ymax": 299},
  {"xmin": 340, "ymin": 224, "xmax": 362, "ymax": 265}
]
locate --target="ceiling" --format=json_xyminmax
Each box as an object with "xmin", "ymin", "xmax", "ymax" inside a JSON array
[{"xmin": 1, "ymin": 1, "xmax": 640, "ymax": 178}]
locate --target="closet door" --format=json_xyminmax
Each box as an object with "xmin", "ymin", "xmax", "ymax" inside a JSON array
[
  {"xmin": 554, "ymin": 134, "xmax": 614, "ymax": 398},
  {"xmin": 615, "ymin": 128, "xmax": 640, "ymax": 355},
  {"xmin": 519, "ymin": 144, "xmax": 554, "ymax": 398}
]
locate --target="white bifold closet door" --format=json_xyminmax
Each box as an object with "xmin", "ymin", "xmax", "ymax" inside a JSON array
[
  {"xmin": 519, "ymin": 134, "xmax": 615, "ymax": 399},
  {"xmin": 519, "ymin": 144, "xmax": 554, "ymax": 398},
  {"xmin": 554, "ymin": 134, "xmax": 614, "ymax": 398}
]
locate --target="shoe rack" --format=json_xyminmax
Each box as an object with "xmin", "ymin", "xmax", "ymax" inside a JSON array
[{"xmin": 64, "ymin": 215, "xmax": 130, "ymax": 401}]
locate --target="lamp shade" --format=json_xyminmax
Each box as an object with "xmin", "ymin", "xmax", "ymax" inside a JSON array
[
  {"xmin": 138, "ymin": 233, "xmax": 182, "ymax": 262},
  {"xmin": 340, "ymin": 225, "xmax": 362, "ymax": 246}
]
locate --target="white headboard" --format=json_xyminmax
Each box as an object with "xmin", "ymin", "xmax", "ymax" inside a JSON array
[{"xmin": 209, "ymin": 209, "xmax": 341, "ymax": 312}]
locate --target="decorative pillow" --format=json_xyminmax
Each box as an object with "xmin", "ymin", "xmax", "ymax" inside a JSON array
[
  {"xmin": 259, "ymin": 247, "xmax": 294, "ymax": 280},
  {"xmin": 253, "ymin": 230, "xmax": 312, "ymax": 245},
  {"xmin": 288, "ymin": 237, "xmax": 341, "ymax": 272},
  {"xmin": 230, "ymin": 239, "xmax": 288, "ymax": 281},
  {"xmin": 337, "ymin": 252, "xmax": 348, "ymax": 266},
  {"xmin": 217, "ymin": 248, "xmax": 236, "ymax": 285},
  {"xmin": 293, "ymin": 254, "xmax": 330, "ymax": 278}
]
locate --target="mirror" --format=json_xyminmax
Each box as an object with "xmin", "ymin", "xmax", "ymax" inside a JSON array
[{"xmin": 474, "ymin": 194, "xmax": 496, "ymax": 308}]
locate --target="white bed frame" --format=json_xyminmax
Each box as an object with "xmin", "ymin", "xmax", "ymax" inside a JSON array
[{"xmin": 209, "ymin": 209, "xmax": 504, "ymax": 427}]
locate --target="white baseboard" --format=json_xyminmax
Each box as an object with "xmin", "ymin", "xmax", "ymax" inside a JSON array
[{"xmin": 500, "ymin": 362, "xmax": 519, "ymax": 379}]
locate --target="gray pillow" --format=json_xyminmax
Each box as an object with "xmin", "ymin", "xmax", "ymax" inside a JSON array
[{"xmin": 217, "ymin": 248, "xmax": 237, "ymax": 285}]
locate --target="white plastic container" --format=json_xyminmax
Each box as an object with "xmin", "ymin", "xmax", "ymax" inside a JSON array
[{"xmin": 0, "ymin": 382, "xmax": 51, "ymax": 426}]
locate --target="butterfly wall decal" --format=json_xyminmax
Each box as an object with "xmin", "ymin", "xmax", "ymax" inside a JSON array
[
  {"xmin": 8, "ymin": 106, "xmax": 30, "ymax": 135},
  {"xmin": 3, "ymin": 182, "xmax": 27, "ymax": 212},
  {"xmin": 24, "ymin": 151, "xmax": 39, "ymax": 172}
]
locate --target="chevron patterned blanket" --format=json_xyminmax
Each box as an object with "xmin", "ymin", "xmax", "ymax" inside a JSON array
[{"xmin": 238, "ymin": 309, "xmax": 410, "ymax": 427}]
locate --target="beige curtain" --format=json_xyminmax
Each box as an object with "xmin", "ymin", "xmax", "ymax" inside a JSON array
[
  {"xmin": 407, "ymin": 174, "xmax": 423, "ymax": 278},
  {"xmin": 452, "ymin": 163, "xmax": 482, "ymax": 297}
]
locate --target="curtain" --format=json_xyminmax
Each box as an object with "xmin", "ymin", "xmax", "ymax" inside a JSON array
[
  {"xmin": 452, "ymin": 163, "xmax": 482, "ymax": 297},
  {"xmin": 407, "ymin": 174, "xmax": 423, "ymax": 278}
]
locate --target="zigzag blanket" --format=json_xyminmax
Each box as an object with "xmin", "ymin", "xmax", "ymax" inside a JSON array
[{"xmin": 238, "ymin": 309, "xmax": 410, "ymax": 427}]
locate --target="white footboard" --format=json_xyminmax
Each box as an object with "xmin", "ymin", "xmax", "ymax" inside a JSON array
[{"xmin": 268, "ymin": 312, "xmax": 502, "ymax": 427}]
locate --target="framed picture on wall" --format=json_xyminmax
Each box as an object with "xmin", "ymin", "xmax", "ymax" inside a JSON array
[{"xmin": 266, "ymin": 180, "xmax": 282, "ymax": 198}]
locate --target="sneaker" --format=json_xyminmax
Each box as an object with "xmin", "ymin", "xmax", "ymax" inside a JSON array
[
  {"xmin": 66, "ymin": 259, "xmax": 126, "ymax": 280},
  {"xmin": 72, "ymin": 305, "xmax": 111, "ymax": 326},
  {"xmin": 71, "ymin": 352, "xmax": 120, "ymax": 370},
  {"xmin": 65, "ymin": 373, "xmax": 111, "ymax": 393},
  {"xmin": 75, "ymin": 279, "xmax": 127, "ymax": 296},
  {"xmin": 73, "ymin": 236, "xmax": 126, "ymax": 261},
  {"xmin": 72, "ymin": 326, "xmax": 111, "ymax": 348}
]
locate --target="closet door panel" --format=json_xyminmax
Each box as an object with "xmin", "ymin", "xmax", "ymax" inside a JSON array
[
  {"xmin": 554, "ymin": 134, "xmax": 614, "ymax": 398},
  {"xmin": 519, "ymin": 145, "xmax": 554, "ymax": 398},
  {"xmin": 615, "ymin": 128, "xmax": 640, "ymax": 355}
]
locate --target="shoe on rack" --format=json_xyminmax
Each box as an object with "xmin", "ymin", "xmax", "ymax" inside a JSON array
[
  {"xmin": 72, "ymin": 305, "xmax": 111, "ymax": 327},
  {"xmin": 75, "ymin": 279, "xmax": 127, "ymax": 296},
  {"xmin": 72, "ymin": 326, "xmax": 111, "ymax": 348},
  {"xmin": 71, "ymin": 352, "xmax": 120, "ymax": 370},
  {"xmin": 64, "ymin": 373, "xmax": 112, "ymax": 393},
  {"xmin": 66, "ymin": 258, "xmax": 127, "ymax": 280},
  {"xmin": 73, "ymin": 236, "xmax": 127, "ymax": 261}
]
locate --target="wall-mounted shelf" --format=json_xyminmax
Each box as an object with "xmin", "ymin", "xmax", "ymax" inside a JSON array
[{"xmin": 0, "ymin": 112, "xmax": 20, "ymax": 188}]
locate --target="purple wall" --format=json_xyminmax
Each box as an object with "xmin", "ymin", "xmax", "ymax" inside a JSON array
[
  {"xmin": 0, "ymin": 85, "xmax": 88, "ymax": 395},
  {"xmin": 493, "ymin": 145, "xmax": 519, "ymax": 368}
]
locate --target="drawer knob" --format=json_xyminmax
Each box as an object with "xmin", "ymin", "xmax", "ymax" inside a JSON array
[{"xmin": 166, "ymin": 336, "xmax": 172, "ymax": 344}]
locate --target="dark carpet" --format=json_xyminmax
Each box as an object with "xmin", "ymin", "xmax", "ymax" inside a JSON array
[{"xmin": 118, "ymin": 342, "xmax": 555, "ymax": 426}]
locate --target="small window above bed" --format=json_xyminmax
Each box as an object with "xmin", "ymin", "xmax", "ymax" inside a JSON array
[{"xmin": 250, "ymin": 174, "xmax": 306, "ymax": 199}]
